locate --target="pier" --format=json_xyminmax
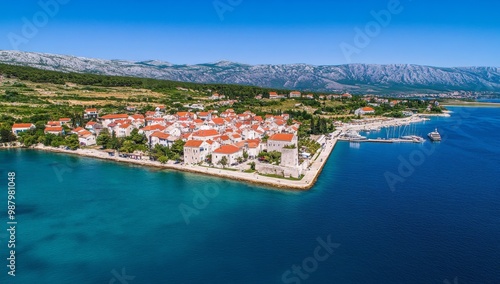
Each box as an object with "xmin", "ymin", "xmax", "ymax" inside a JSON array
[{"xmin": 338, "ymin": 138, "xmax": 425, "ymax": 143}]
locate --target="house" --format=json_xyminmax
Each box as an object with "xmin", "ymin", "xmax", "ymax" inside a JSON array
[
  {"xmin": 77, "ymin": 130, "xmax": 96, "ymax": 146},
  {"xmin": 267, "ymin": 133, "xmax": 298, "ymax": 152},
  {"xmin": 59, "ymin": 118, "xmax": 71, "ymax": 126},
  {"xmin": 183, "ymin": 140, "xmax": 210, "ymax": 164},
  {"xmin": 85, "ymin": 121, "xmax": 102, "ymax": 134},
  {"xmin": 246, "ymin": 140, "xmax": 261, "ymax": 159},
  {"xmin": 209, "ymin": 93, "xmax": 225, "ymax": 100},
  {"xmin": 44, "ymin": 126, "xmax": 64, "ymax": 135},
  {"xmin": 305, "ymin": 94, "xmax": 314, "ymax": 99},
  {"xmin": 11, "ymin": 123, "xmax": 35, "ymax": 136},
  {"xmin": 126, "ymin": 106, "xmax": 137, "ymax": 112},
  {"xmin": 342, "ymin": 93, "xmax": 353, "ymax": 99},
  {"xmin": 46, "ymin": 121, "xmax": 61, "ymax": 127},
  {"xmin": 116, "ymin": 123, "xmax": 133, "ymax": 138},
  {"xmin": 100, "ymin": 114, "xmax": 129, "ymax": 127},
  {"xmin": 192, "ymin": 129, "xmax": 219, "ymax": 141},
  {"xmin": 289, "ymin": 91, "xmax": 301, "ymax": 98},
  {"xmin": 140, "ymin": 125, "xmax": 167, "ymax": 139},
  {"xmin": 212, "ymin": 144, "xmax": 243, "ymax": 166},
  {"xmin": 269, "ymin": 92, "xmax": 282, "ymax": 99},
  {"xmin": 84, "ymin": 108, "xmax": 98, "ymax": 119},
  {"xmin": 150, "ymin": 131, "xmax": 171, "ymax": 147},
  {"xmin": 354, "ymin": 107, "xmax": 376, "ymax": 116}
]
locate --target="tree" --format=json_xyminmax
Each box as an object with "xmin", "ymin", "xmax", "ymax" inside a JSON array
[
  {"xmin": 96, "ymin": 130, "xmax": 110, "ymax": 148},
  {"xmin": 120, "ymin": 140, "xmax": 135, "ymax": 153},
  {"xmin": 171, "ymin": 153, "xmax": 180, "ymax": 162},
  {"xmin": 250, "ymin": 161, "xmax": 256, "ymax": 171},
  {"xmin": 243, "ymin": 150, "xmax": 249, "ymax": 160},
  {"xmin": 158, "ymin": 156, "xmax": 168, "ymax": 164},
  {"xmin": 129, "ymin": 128, "xmax": 146, "ymax": 144},
  {"xmin": 64, "ymin": 134, "xmax": 80, "ymax": 150},
  {"xmin": 237, "ymin": 156, "xmax": 244, "ymax": 164},
  {"xmin": 218, "ymin": 156, "xmax": 228, "ymax": 168},
  {"xmin": 0, "ymin": 127, "xmax": 16, "ymax": 143}
]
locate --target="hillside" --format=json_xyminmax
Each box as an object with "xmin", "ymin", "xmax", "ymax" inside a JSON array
[{"xmin": 1, "ymin": 50, "xmax": 500, "ymax": 94}]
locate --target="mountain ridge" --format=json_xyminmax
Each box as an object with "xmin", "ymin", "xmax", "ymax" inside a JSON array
[{"xmin": 1, "ymin": 50, "xmax": 499, "ymax": 94}]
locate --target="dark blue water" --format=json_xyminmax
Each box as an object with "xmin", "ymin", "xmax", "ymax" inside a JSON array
[{"xmin": 1, "ymin": 107, "xmax": 499, "ymax": 284}]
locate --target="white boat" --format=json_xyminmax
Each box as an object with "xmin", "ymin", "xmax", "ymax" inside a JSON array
[
  {"xmin": 401, "ymin": 135, "xmax": 425, "ymax": 143},
  {"xmin": 427, "ymin": 128, "xmax": 442, "ymax": 142},
  {"xmin": 344, "ymin": 130, "xmax": 367, "ymax": 141}
]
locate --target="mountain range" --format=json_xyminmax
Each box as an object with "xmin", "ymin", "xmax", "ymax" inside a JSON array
[{"xmin": 1, "ymin": 50, "xmax": 499, "ymax": 94}]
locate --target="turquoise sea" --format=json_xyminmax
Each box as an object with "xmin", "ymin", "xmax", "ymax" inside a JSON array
[{"xmin": 1, "ymin": 106, "xmax": 499, "ymax": 283}]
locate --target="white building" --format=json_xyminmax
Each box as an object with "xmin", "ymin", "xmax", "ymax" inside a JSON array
[
  {"xmin": 184, "ymin": 140, "xmax": 210, "ymax": 164},
  {"xmin": 11, "ymin": 123, "xmax": 35, "ymax": 136},
  {"xmin": 212, "ymin": 145, "xmax": 243, "ymax": 166},
  {"xmin": 267, "ymin": 133, "xmax": 298, "ymax": 152}
]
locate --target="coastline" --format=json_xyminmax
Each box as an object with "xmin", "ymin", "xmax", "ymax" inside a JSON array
[
  {"xmin": 1, "ymin": 114, "xmax": 445, "ymax": 190},
  {"xmin": 4, "ymin": 141, "xmax": 338, "ymax": 191}
]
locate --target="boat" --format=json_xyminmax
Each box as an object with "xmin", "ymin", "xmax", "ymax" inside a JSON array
[
  {"xmin": 401, "ymin": 135, "xmax": 425, "ymax": 143},
  {"xmin": 427, "ymin": 128, "xmax": 442, "ymax": 142},
  {"xmin": 344, "ymin": 130, "xmax": 367, "ymax": 141}
]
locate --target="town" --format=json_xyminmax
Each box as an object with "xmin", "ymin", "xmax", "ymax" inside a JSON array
[{"xmin": 9, "ymin": 93, "xmax": 323, "ymax": 179}]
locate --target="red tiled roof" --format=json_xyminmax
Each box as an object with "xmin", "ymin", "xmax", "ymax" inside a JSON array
[
  {"xmin": 78, "ymin": 130, "xmax": 93, "ymax": 137},
  {"xmin": 362, "ymin": 107, "xmax": 375, "ymax": 112},
  {"xmin": 214, "ymin": 144, "xmax": 241, "ymax": 154},
  {"xmin": 45, "ymin": 127, "xmax": 63, "ymax": 132},
  {"xmin": 248, "ymin": 142, "xmax": 259, "ymax": 148},
  {"xmin": 193, "ymin": 129, "xmax": 218, "ymax": 137},
  {"xmin": 12, "ymin": 123, "xmax": 34, "ymax": 129},
  {"xmin": 141, "ymin": 125, "xmax": 166, "ymax": 132},
  {"xmin": 211, "ymin": 118, "xmax": 225, "ymax": 125},
  {"xmin": 184, "ymin": 140, "xmax": 204, "ymax": 147},
  {"xmin": 150, "ymin": 131, "xmax": 170, "ymax": 140},
  {"xmin": 131, "ymin": 114, "xmax": 145, "ymax": 120},
  {"xmin": 269, "ymin": 133, "xmax": 294, "ymax": 142},
  {"xmin": 101, "ymin": 114, "xmax": 129, "ymax": 120}
]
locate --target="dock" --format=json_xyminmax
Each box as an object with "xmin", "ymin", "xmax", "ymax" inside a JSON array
[{"xmin": 338, "ymin": 138, "xmax": 424, "ymax": 143}]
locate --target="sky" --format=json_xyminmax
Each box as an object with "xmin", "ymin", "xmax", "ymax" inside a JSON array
[{"xmin": 1, "ymin": 0, "xmax": 500, "ymax": 67}]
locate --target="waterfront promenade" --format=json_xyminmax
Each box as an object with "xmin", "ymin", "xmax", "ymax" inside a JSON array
[{"xmin": 30, "ymin": 139, "xmax": 338, "ymax": 190}]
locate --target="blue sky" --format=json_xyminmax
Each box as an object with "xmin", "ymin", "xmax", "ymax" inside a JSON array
[{"xmin": 1, "ymin": 0, "xmax": 500, "ymax": 66}]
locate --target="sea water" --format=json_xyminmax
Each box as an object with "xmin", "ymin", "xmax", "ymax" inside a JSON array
[{"xmin": 0, "ymin": 106, "xmax": 499, "ymax": 283}]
